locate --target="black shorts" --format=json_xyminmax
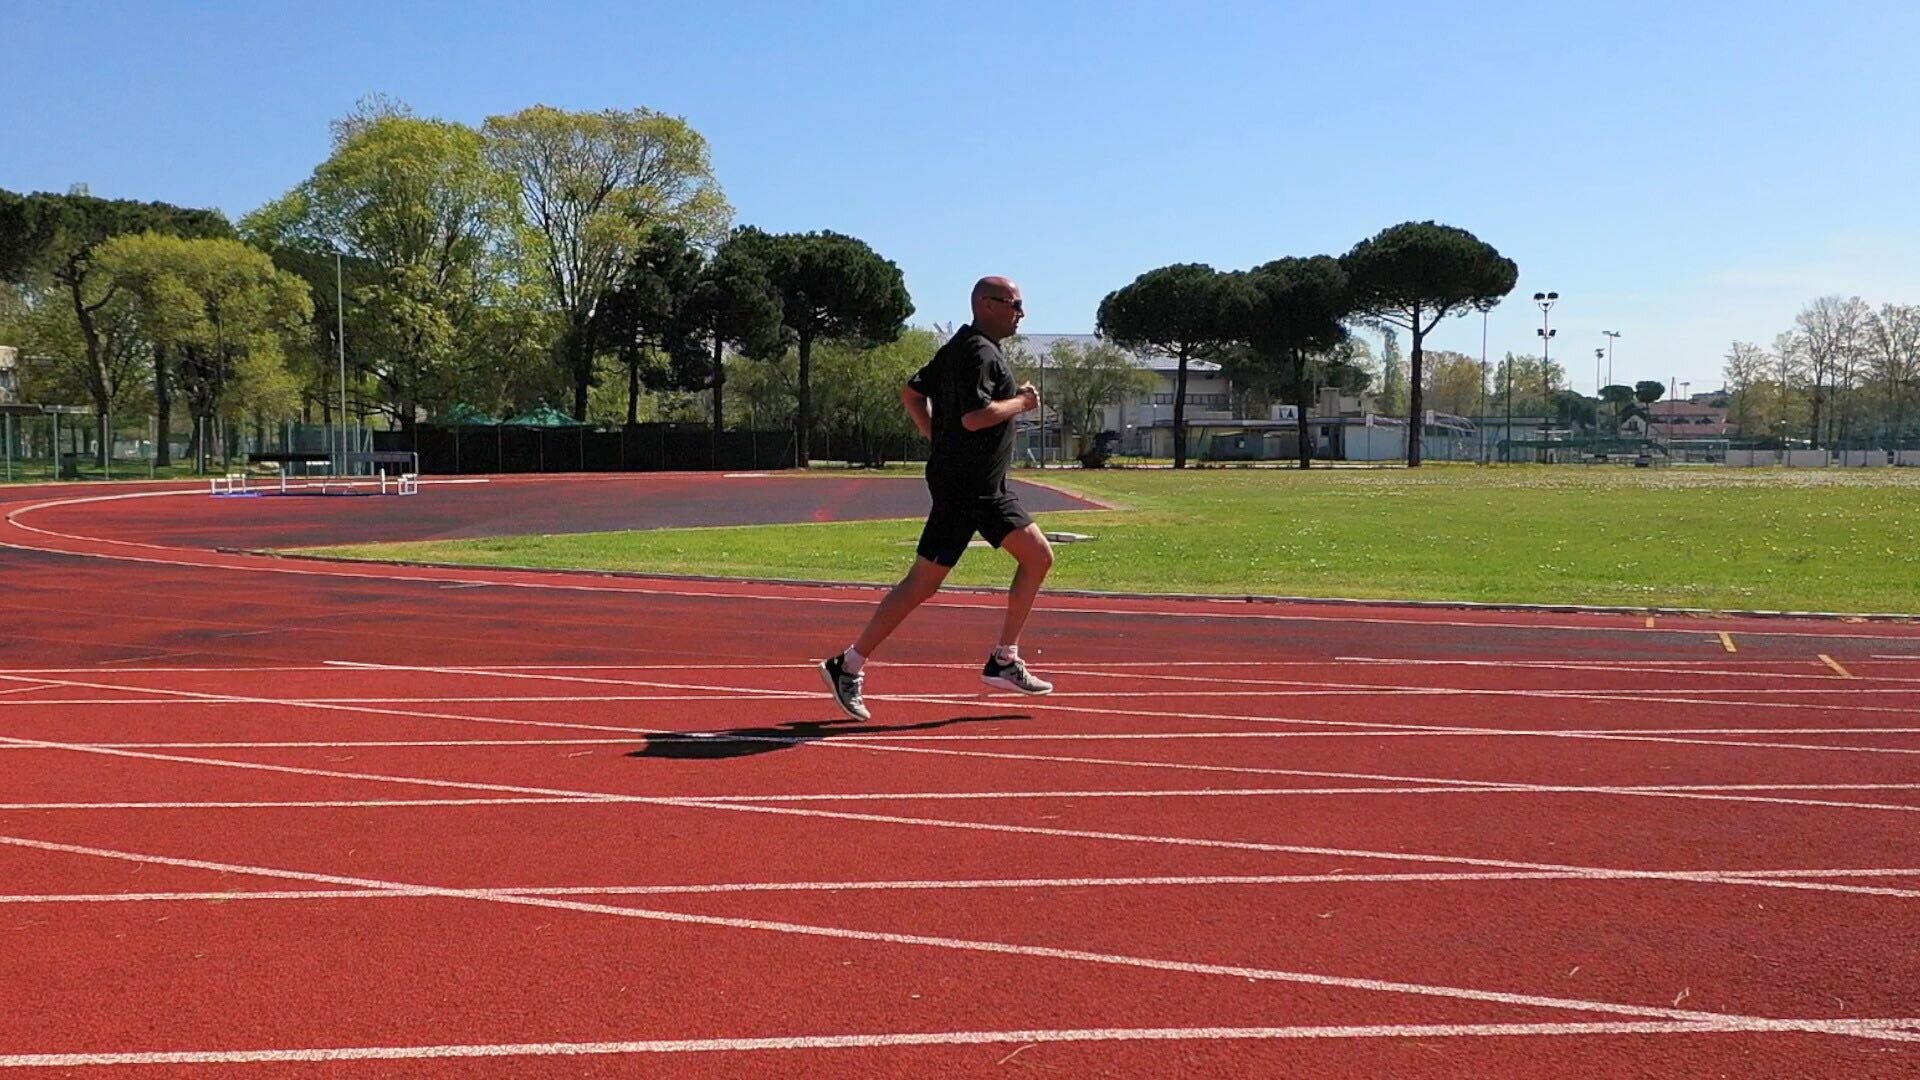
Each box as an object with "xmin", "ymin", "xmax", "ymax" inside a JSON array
[{"xmin": 916, "ymin": 487, "xmax": 1033, "ymax": 567}]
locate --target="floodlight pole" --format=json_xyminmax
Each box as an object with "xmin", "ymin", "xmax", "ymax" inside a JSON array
[
  {"xmin": 336, "ymin": 252, "xmax": 348, "ymax": 476},
  {"xmin": 1603, "ymin": 329, "xmax": 1622, "ymax": 437},
  {"xmin": 1533, "ymin": 291, "xmax": 1559, "ymax": 462}
]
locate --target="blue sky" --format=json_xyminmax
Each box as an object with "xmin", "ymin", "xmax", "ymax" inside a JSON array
[{"xmin": 6, "ymin": 0, "xmax": 1917, "ymax": 395}]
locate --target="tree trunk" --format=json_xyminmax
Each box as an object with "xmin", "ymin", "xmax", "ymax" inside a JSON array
[
  {"xmin": 1295, "ymin": 351, "xmax": 1314, "ymax": 470},
  {"xmin": 568, "ymin": 320, "xmax": 593, "ymax": 421},
  {"xmin": 153, "ymin": 344, "xmax": 173, "ymax": 467},
  {"xmin": 1172, "ymin": 351, "xmax": 1190, "ymax": 469},
  {"xmin": 68, "ymin": 278, "xmax": 113, "ymax": 467},
  {"xmin": 710, "ymin": 336, "xmax": 726, "ymax": 447},
  {"xmin": 1407, "ymin": 306, "xmax": 1426, "ymax": 468},
  {"xmin": 626, "ymin": 355, "xmax": 641, "ymax": 427},
  {"xmin": 796, "ymin": 332, "xmax": 814, "ymax": 468}
]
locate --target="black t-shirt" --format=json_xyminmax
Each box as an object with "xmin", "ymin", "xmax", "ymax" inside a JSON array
[{"xmin": 908, "ymin": 324, "xmax": 1017, "ymax": 495}]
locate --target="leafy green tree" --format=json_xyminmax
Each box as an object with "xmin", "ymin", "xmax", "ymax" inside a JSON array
[
  {"xmin": 1377, "ymin": 325, "xmax": 1406, "ymax": 416},
  {"xmin": 1552, "ymin": 390, "xmax": 1598, "ymax": 431},
  {"xmin": 243, "ymin": 108, "xmax": 517, "ymax": 433},
  {"xmin": 1239, "ymin": 256, "xmax": 1353, "ymax": 468},
  {"xmin": 0, "ymin": 189, "xmax": 232, "ymax": 462},
  {"xmin": 1634, "ymin": 380, "xmax": 1666, "ymax": 406},
  {"xmin": 1097, "ymin": 263, "xmax": 1246, "ymax": 469},
  {"xmin": 484, "ymin": 105, "xmax": 731, "ymax": 419},
  {"xmin": 1599, "ymin": 384, "xmax": 1636, "ymax": 435},
  {"xmin": 729, "ymin": 228, "xmax": 913, "ymax": 466},
  {"xmin": 680, "ymin": 234, "xmax": 786, "ymax": 439},
  {"xmin": 1419, "ymin": 350, "xmax": 1486, "ymax": 419},
  {"xmin": 597, "ymin": 226, "xmax": 706, "ymax": 426},
  {"xmin": 1009, "ymin": 336, "xmax": 1157, "ymax": 460},
  {"xmin": 94, "ymin": 234, "xmax": 312, "ymax": 469},
  {"xmin": 813, "ymin": 329, "xmax": 939, "ymax": 466},
  {"xmin": 1342, "ymin": 221, "xmax": 1518, "ymax": 466},
  {"xmin": 1865, "ymin": 304, "xmax": 1920, "ymax": 443},
  {"xmin": 254, "ymin": 246, "xmax": 381, "ymax": 429},
  {"xmin": 1492, "ymin": 353, "xmax": 1565, "ymax": 417}
]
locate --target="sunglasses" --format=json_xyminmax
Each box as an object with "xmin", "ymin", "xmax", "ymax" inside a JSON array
[{"xmin": 984, "ymin": 295, "xmax": 1025, "ymax": 313}]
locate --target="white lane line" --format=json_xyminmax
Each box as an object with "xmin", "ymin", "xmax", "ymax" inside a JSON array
[
  {"xmin": 0, "ymin": 671, "xmax": 674, "ymax": 739},
  {"xmin": 2, "ymin": 831, "xmax": 1915, "ymax": 1044},
  {"xmin": 13, "ymin": 864, "xmax": 1920, "ymax": 907},
  {"xmin": 4, "ymin": 777, "xmax": 1920, "ymax": 819},
  {"xmin": 876, "ymin": 695, "xmax": 1920, "ymax": 757},
  {"xmin": 10, "ymin": 1018, "xmax": 1920, "ymax": 1068},
  {"xmin": 323, "ymin": 661, "xmax": 1920, "ymax": 753},
  {"xmin": 4, "ymin": 728, "xmax": 1918, "ymax": 902},
  {"xmin": 10, "ymin": 666, "xmax": 1920, "ymax": 824},
  {"xmin": 0, "ymin": 684, "xmax": 51, "ymax": 698},
  {"xmin": 0, "ymin": 659, "xmax": 1860, "ymax": 675},
  {"xmin": 0, "ymin": 693, "xmax": 804, "ymax": 707}
]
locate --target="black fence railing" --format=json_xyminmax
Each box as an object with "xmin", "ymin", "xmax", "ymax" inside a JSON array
[{"xmin": 373, "ymin": 424, "xmax": 804, "ymax": 475}]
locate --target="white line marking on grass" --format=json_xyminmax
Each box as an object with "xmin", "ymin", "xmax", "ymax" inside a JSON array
[
  {"xmin": 2, "ymin": 831, "xmax": 1917, "ymax": 1045},
  {"xmin": 10, "ymin": 1018, "xmax": 1920, "ymax": 1068}
]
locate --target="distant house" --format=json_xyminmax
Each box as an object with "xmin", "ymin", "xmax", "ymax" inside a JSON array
[
  {"xmin": 1621, "ymin": 400, "xmax": 1740, "ymax": 439},
  {"xmin": 1010, "ymin": 333, "xmax": 1237, "ymax": 457},
  {"xmin": 1007, "ymin": 333, "xmax": 1483, "ymax": 461}
]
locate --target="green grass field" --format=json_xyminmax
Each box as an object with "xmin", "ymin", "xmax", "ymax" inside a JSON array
[{"xmin": 309, "ymin": 466, "xmax": 1920, "ymax": 614}]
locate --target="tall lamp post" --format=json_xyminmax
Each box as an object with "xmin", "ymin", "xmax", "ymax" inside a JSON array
[
  {"xmin": 1602, "ymin": 329, "xmax": 1621, "ymax": 436},
  {"xmin": 1476, "ymin": 299, "xmax": 1493, "ymax": 463},
  {"xmin": 1534, "ymin": 291, "xmax": 1558, "ymax": 462},
  {"xmin": 1594, "ymin": 347, "xmax": 1606, "ymax": 440}
]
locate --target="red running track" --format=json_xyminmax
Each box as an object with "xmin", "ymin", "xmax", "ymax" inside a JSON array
[{"xmin": 2, "ymin": 475, "xmax": 1919, "ymax": 1077}]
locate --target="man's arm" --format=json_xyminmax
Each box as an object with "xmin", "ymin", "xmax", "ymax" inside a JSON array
[
  {"xmin": 962, "ymin": 384, "xmax": 1040, "ymax": 431},
  {"xmin": 902, "ymin": 384, "xmax": 933, "ymax": 439}
]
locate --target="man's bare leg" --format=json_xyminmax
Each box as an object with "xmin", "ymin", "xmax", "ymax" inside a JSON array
[
  {"xmin": 853, "ymin": 556, "xmax": 952, "ymax": 658},
  {"xmin": 995, "ymin": 524, "xmax": 1054, "ymax": 649}
]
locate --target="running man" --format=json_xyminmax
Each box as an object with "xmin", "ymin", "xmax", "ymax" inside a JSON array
[{"xmin": 819, "ymin": 276, "xmax": 1055, "ymax": 720}]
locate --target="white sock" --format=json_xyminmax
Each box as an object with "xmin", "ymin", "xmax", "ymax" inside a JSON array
[
  {"xmin": 842, "ymin": 647, "xmax": 866, "ymax": 674},
  {"xmin": 992, "ymin": 645, "xmax": 1018, "ymax": 664}
]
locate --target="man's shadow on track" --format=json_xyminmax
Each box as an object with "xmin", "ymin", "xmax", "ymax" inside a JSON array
[{"xmin": 629, "ymin": 713, "xmax": 1030, "ymax": 761}]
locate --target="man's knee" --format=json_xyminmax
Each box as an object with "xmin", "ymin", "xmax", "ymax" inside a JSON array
[
  {"xmin": 1008, "ymin": 526, "xmax": 1053, "ymax": 573},
  {"xmin": 903, "ymin": 557, "xmax": 951, "ymax": 596}
]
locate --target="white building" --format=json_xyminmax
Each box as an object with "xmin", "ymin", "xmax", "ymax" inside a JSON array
[
  {"xmin": 1008, "ymin": 333, "xmax": 1483, "ymax": 462},
  {"xmin": 0, "ymin": 346, "xmax": 17, "ymax": 405},
  {"xmin": 1012, "ymin": 333, "xmax": 1261, "ymax": 457}
]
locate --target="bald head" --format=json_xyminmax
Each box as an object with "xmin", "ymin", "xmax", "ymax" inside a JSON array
[{"xmin": 970, "ymin": 276, "xmax": 1024, "ymax": 340}]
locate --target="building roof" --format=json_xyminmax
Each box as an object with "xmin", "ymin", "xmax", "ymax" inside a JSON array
[
  {"xmin": 1009, "ymin": 333, "xmax": 1223, "ymax": 375},
  {"xmin": 1647, "ymin": 401, "xmax": 1727, "ymax": 418}
]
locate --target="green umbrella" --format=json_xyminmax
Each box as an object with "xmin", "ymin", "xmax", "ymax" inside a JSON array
[
  {"xmin": 434, "ymin": 402, "xmax": 498, "ymax": 426},
  {"xmin": 504, "ymin": 404, "xmax": 588, "ymax": 427}
]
